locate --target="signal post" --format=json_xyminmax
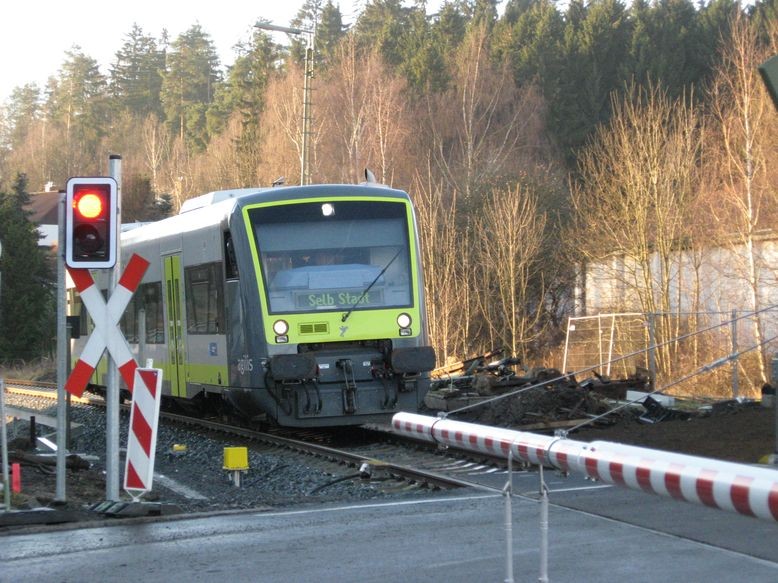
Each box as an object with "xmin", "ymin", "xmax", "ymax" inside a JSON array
[
  {"xmin": 58, "ymin": 159, "xmax": 128, "ymax": 502},
  {"xmin": 106, "ymin": 155, "xmax": 122, "ymax": 501}
]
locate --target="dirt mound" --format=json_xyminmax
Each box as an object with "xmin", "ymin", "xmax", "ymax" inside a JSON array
[
  {"xmin": 570, "ymin": 401, "xmax": 776, "ymax": 464},
  {"xmin": 436, "ymin": 374, "xmax": 777, "ymax": 465},
  {"xmin": 452, "ymin": 385, "xmax": 617, "ymax": 428}
]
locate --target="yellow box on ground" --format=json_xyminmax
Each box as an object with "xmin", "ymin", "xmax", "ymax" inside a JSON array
[{"xmin": 223, "ymin": 447, "xmax": 249, "ymax": 470}]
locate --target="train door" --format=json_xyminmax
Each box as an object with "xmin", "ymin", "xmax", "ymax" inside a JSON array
[{"xmin": 164, "ymin": 254, "xmax": 187, "ymax": 397}]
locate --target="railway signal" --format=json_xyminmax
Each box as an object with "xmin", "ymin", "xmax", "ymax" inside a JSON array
[{"xmin": 65, "ymin": 177, "xmax": 118, "ymax": 269}]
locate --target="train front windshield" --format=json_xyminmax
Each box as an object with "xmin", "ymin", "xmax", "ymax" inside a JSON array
[{"xmin": 250, "ymin": 200, "xmax": 413, "ymax": 315}]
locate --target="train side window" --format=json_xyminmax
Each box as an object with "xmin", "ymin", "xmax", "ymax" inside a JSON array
[
  {"xmin": 120, "ymin": 297, "xmax": 139, "ymax": 343},
  {"xmin": 71, "ymin": 294, "xmax": 89, "ymax": 337},
  {"xmin": 185, "ymin": 263, "xmax": 224, "ymax": 334},
  {"xmin": 141, "ymin": 282, "xmax": 164, "ymax": 344},
  {"xmin": 224, "ymin": 232, "xmax": 239, "ymax": 280}
]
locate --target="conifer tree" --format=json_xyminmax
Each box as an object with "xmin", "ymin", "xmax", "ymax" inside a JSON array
[
  {"xmin": 110, "ymin": 24, "xmax": 166, "ymax": 119},
  {"xmin": 0, "ymin": 174, "xmax": 54, "ymax": 361},
  {"xmin": 160, "ymin": 24, "xmax": 222, "ymax": 151}
]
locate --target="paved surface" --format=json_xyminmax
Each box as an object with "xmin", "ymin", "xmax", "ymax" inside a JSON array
[{"xmin": 2, "ymin": 477, "xmax": 777, "ymax": 583}]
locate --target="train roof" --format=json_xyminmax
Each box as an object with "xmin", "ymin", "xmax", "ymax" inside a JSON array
[
  {"xmin": 122, "ymin": 184, "xmax": 410, "ymax": 246},
  {"xmin": 180, "ymin": 183, "xmax": 408, "ymax": 214},
  {"xmin": 179, "ymin": 188, "xmax": 265, "ymax": 213}
]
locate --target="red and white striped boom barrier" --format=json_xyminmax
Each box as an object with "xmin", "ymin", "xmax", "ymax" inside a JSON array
[{"xmin": 392, "ymin": 412, "xmax": 778, "ymax": 523}]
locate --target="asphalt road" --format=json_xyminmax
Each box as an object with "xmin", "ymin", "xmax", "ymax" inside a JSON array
[{"xmin": 2, "ymin": 474, "xmax": 777, "ymax": 583}]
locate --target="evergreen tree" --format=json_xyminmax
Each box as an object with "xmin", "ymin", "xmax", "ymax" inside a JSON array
[
  {"xmin": 316, "ymin": 0, "xmax": 348, "ymax": 69},
  {"xmin": 433, "ymin": 1, "xmax": 469, "ymax": 56},
  {"xmin": 0, "ymin": 174, "xmax": 54, "ymax": 361},
  {"xmin": 289, "ymin": 0, "xmax": 325, "ymax": 67},
  {"xmin": 148, "ymin": 193, "xmax": 173, "ymax": 220},
  {"xmin": 110, "ymin": 24, "xmax": 166, "ymax": 119},
  {"xmin": 626, "ymin": 0, "xmax": 707, "ymax": 98},
  {"xmin": 497, "ymin": 0, "xmax": 564, "ymax": 90},
  {"xmin": 553, "ymin": 0, "xmax": 631, "ymax": 164},
  {"xmin": 402, "ymin": 2, "xmax": 449, "ymax": 92},
  {"xmin": 160, "ymin": 24, "xmax": 222, "ymax": 151},
  {"xmin": 4, "ymin": 83, "xmax": 42, "ymax": 147},
  {"xmin": 207, "ymin": 28, "xmax": 278, "ymax": 183},
  {"xmin": 355, "ymin": 0, "xmax": 412, "ymax": 66},
  {"xmin": 750, "ymin": 0, "xmax": 778, "ymax": 45},
  {"xmin": 468, "ymin": 0, "xmax": 499, "ymax": 29},
  {"xmin": 697, "ymin": 0, "xmax": 741, "ymax": 85},
  {"xmin": 208, "ymin": 28, "xmax": 277, "ymax": 134},
  {"xmin": 502, "ymin": 0, "xmax": 537, "ymax": 24},
  {"xmin": 45, "ymin": 47, "xmax": 109, "ymax": 172}
]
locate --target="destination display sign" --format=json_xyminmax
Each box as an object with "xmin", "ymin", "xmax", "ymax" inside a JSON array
[{"xmin": 295, "ymin": 289, "xmax": 383, "ymax": 309}]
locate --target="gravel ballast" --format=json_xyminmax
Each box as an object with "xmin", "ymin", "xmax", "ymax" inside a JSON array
[{"xmin": 4, "ymin": 395, "xmax": 409, "ymax": 516}]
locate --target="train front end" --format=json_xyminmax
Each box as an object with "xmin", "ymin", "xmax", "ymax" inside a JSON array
[{"xmin": 230, "ymin": 185, "xmax": 435, "ymax": 427}]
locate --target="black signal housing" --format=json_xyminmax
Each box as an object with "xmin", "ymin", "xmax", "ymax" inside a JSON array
[{"xmin": 65, "ymin": 177, "xmax": 118, "ymax": 269}]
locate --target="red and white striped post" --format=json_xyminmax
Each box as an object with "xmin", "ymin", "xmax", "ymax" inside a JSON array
[
  {"xmin": 392, "ymin": 412, "xmax": 778, "ymax": 522},
  {"xmin": 124, "ymin": 368, "xmax": 163, "ymax": 497}
]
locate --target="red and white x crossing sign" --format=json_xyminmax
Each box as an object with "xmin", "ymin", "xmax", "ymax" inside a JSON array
[{"xmin": 65, "ymin": 253, "xmax": 150, "ymax": 398}]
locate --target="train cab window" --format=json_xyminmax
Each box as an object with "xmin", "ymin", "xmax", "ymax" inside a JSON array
[
  {"xmin": 249, "ymin": 200, "xmax": 413, "ymax": 315},
  {"xmin": 224, "ymin": 232, "xmax": 239, "ymax": 280},
  {"xmin": 185, "ymin": 263, "xmax": 224, "ymax": 334}
]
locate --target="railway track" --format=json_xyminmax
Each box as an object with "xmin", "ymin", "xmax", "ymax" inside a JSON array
[
  {"xmin": 3, "ymin": 379, "xmax": 512, "ymax": 496},
  {"xmin": 7, "ymin": 380, "xmax": 777, "ymax": 572}
]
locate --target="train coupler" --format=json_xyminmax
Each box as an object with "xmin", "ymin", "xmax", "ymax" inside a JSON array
[
  {"xmin": 300, "ymin": 381, "xmax": 323, "ymax": 414},
  {"xmin": 337, "ymin": 359, "xmax": 358, "ymax": 414},
  {"xmin": 374, "ymin": 369, "xmax": 397, "ymax": 409}
]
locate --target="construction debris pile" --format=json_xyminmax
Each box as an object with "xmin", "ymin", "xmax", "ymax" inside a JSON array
[{"xmin": 425, "ymin": 350, "xmax": 651, "ymax": 431}]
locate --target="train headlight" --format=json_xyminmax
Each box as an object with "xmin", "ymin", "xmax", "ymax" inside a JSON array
[
  {"xmin": 273, "ymin": 320, "xmax": 289, "ymax": 335},
  {"xmin": 397, "ymin": 313, "xmax": 412, "ymax": 335},
  {"xmin": 397, "ymin": 313, "xmax": 412, "ymax": 329},
  {"xmin": 322, "ymin": 203, "xmax": 335, "ymax": 217}
]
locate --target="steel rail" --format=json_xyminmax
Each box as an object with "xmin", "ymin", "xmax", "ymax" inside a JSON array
[{"xmin": 2, "ymin": 383, "xmax": 486, "ymax": 492}]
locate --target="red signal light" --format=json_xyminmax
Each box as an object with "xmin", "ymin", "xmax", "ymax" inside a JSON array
[
  {"xmin": 65, "ymin": 177, "xmax": 118, "ymax": 269},
  {"xmin": 74, "ymin": 192, "xmax": 105, "ymax": 219}
]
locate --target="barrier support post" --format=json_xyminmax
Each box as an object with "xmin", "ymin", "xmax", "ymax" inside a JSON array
[
  {"xmin": 539, "ymin": 465, "xmax": 549, "ymax": 583},
  {"xmin": 503, "ymin": 449, "xmax": 514, "ymax": 583},
  {"xmin": 1, "ymin": 378, "xmax": 10, "ymax": 510}
]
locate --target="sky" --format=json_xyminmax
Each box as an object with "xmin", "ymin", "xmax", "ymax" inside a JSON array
[{"xmin": 0, "ymin": 0, "xmax": 443, "ymax": 105}]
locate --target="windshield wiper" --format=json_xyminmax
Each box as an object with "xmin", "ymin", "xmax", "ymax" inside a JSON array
[{"xmin": 341, "ymin": 249, "xmax": 402, "ymax": 322}]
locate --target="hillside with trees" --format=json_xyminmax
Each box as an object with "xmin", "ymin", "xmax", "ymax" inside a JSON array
[{"xmin": 0, "ymin": 0, "xmax": 777, "ymax": 393}]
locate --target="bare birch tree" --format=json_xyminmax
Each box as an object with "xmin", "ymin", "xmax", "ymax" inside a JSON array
[
  {"xmin": 426, "ymin": 24, "xmax": 545, "ymax": 209},
  {"xmin": 472, "ymin": 183, "xmax": 547, "ymax": 359},
  {"xmin": 142, "ymin": 113, "xmax": 170, "ymax": 193},
  {"xmin": 326, "ymin": 35, "xmax": 369, "ymax": 184},
  {"xmin": 412, "ymin": 161, "xmax": 473, "ymax": 362},
  {"xmin": 362, "ymin": 56, "xmax": 409, "ymax": 186},
  {"xmin": 706, "ymin": 16, "xmax": 778, "ymax": 385},
  {"xmin": 571, "ymin": 81, "xmax": 703, "ymax": 379},
  {"xmin": 259, "ymin": 70, "xmax": 308, "ymax": 186}
]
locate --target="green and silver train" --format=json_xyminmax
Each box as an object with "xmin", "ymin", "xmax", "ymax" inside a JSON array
[{"xmin": 71, "ymin": 183, "xmax": 436, "ymax": 427}]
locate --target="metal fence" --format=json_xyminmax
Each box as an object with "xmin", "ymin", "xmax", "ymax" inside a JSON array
[{"xmin": 561, "ymin": 310, "xmax": 778, "ymax": 399}]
